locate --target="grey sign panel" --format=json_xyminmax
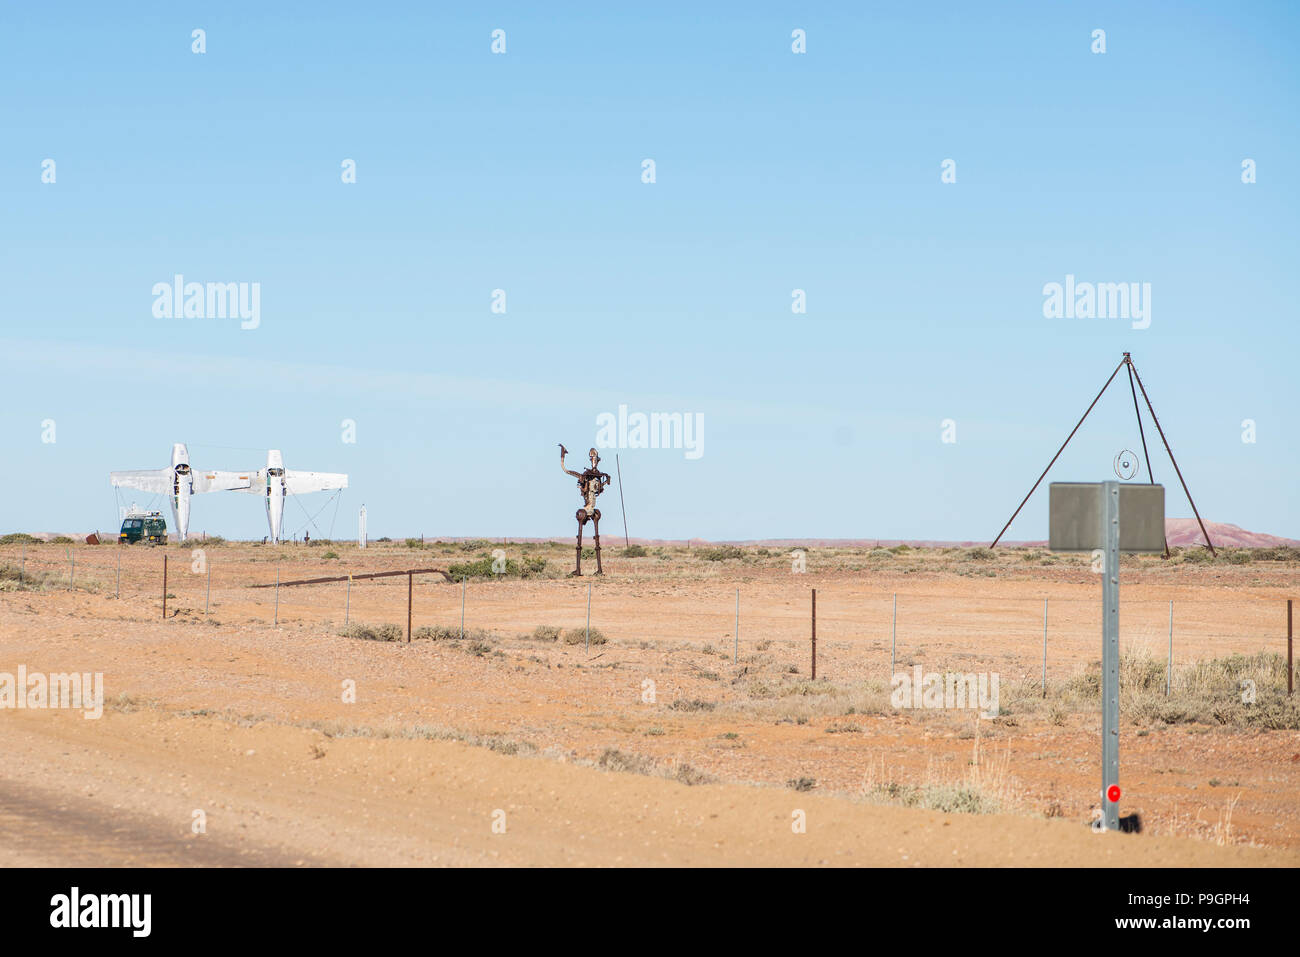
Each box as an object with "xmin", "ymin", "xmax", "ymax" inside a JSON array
[
  {"xmin": 1118, "ymin": 484, "xmax": 1165, "ymax": 553},
  {"xmin": 1049, "ymin": 482, "xmax": 1164, "ymax": 553}
]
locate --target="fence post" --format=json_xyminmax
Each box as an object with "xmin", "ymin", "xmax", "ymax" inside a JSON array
[
  {"xmin": 810, "ymin": 588, "xmax": 817, "ymax": 680},
  {"xmin": 1166, "ymin": 600, "xmax": 1173, "ymax": 697},
  {"xmin": 162, "ymin": 554, "xmax": 168, "ymax": 620},
  {"xmin": 734, "ymin": 588, "xmax": 739, "ymax": 665},
  {"xmin": 1288, "ymin": 599, "xmax": 1293, "ymax": 696},
  {"xmin": 274, "ymin": 564, "xmax": 280, "ymax": 627},
  {"xmin": 461, "ymin": 576, "xmax": 466, "ymax": 639},
  {"xmin": 586, "ymin": 582, "xmax": 592, "ymax": 655},
  {"xmin": 20, "ymin": 543, "xmax": 25, "ymax": 584},
  {"xmin": 1042, "ymin": 598, "xmax": 1048, "ymax": 697},
  {"xmin": 115, "ymin": 549, "xmax": 121, "ymax": 599},
  {"xmin": 345, "ymin": 574, "xmax": 352, "ymax": 625},
  {"xmin": 69, "ymin": 548, "xmax": 75, "ymax": 587},
  {"xmin": 890, "ymin": 593, "xmax": 897, "ymax": 676},
  {"xmin": 407, "ymin": 570, "xmax": 413, "ymax": 643},
  {"xmin": 205, "ymin": 560, "xmax": 211, "ymax": 615}
]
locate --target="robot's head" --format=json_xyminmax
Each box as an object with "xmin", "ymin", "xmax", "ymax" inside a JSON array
[{"xmin": 588, "ymin": 448, "xmax": 600, "ymax": 468}]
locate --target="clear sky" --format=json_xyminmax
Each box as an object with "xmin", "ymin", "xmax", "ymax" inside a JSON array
[{"xmin": 2, "ymin": 1, "xmax": 1296, "ymax": 542}]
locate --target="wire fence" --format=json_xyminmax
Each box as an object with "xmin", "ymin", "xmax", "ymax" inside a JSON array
[{"xmin": 7, "ymin": 544, "xmax": 1295, "ymax": 693}]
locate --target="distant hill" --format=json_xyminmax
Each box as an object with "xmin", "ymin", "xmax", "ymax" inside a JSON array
[{"xmin": 1163, "ymin": 519, "xmax": 1300, "ymax": 549}]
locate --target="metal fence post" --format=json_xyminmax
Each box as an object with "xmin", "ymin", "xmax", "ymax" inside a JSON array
[
  {"xmin": 890, "ymin": 593, "xmax": 897, "ymax": 676},
  {"xmin": 810, "ymin": 588, "xmax": 817, "ymax": 680},
  {"xmin": 345, "ymin": 574, "xmax": 352, "ymax": 625},
  {"xmin": 1042, "ymin": 598, "xmax": 1048, "ymax": 697},
  {"xmin": 461, "ymin": 576, "xmax": 466, "ymax": 639},
  {"xmin": 162, "ymin": 554, "xmax": 168, "ymax": 620},
  {"xmin": 69, "ymin": 548, "xmax": 75, "ymax": 587},
  {"xmin": 274, "ymin": 565, "xmax": 280, "ymax": 627},
  {"xmin": 1166, "ymin": 600, "xmax": 1173, "ymax": 697},
  {"xmin": 205, "ymin": 560, "xmax": 211, "ymax": 615},
  {"xmin": 586, "ymin": 582, "xmax": 592, "ymax": 654},
  {"xmin": 1288, "ymin": 599, "xmax": 1293, "ymax": 697},
  {"xmin": 20, "ymin": 543, "xmax": 25, "ymax": 584},
  {"xmin": 407, "ymin": 570, "xmax": 412, "ymax": 642},
  {"xmin": 734, "ymin": 588, "xmax": 739, "ymax": 665}
]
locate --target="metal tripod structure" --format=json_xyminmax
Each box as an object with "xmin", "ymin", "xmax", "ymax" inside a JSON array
[{"xmin": 991, "ymin": 352, "xmax": 1216, "ymax": 557}]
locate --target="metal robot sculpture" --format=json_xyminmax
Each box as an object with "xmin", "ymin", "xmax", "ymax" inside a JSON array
[{"xmin": 559, "ymin": 444, "xmax": 612, "ymax": 576}]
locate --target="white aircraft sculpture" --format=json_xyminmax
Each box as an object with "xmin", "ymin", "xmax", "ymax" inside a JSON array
[
  {"xmin": 110, "ymin": 443, "xmax": 252, "ymax": 542},
  {"xmin": 238, "ymin": 449, "xmax": 348, "ymax": 543}
]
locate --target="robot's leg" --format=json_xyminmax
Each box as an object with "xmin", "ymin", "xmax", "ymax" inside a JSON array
[
  {"xmin": 592, "ymin": 509, "xmax": 604, "ymax": 575},
  {"xmin": 572, "ymin": 509, "xmax": 587, "ymax": 576}
]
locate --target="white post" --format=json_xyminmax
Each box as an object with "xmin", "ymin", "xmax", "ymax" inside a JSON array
[{"xmin": 358, "ymin": 505, "xmax": 367, "ymax": 549}]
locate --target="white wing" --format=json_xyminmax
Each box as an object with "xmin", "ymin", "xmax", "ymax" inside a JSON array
[
  {"xmin": 194, "ymin": 470, "xmax": 253, "ymax": 493},
  {"xmin": 110, "ymin": 468, "xmax": 171, "ymax": 494},
  {"xmin": 285, "ymin": 470, "xmax": 348, "ymax": 495},
  {"xmin": 234, "ymin": 469, "xmax": 268, "ymax": 493}
]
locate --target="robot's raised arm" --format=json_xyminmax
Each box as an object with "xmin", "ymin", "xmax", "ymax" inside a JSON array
[{"xmin": 559, "ymin": 443, "xmax": 583, "ymax": 478}]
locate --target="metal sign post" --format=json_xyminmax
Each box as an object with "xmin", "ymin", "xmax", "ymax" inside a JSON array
[
  {"xmin": 1100, "ymin": 481, "xmax": 1121, "ymax": 833},
  {"xmin": 1050, "ymin": 481, "xmax": 1164, "ymax": 833}
]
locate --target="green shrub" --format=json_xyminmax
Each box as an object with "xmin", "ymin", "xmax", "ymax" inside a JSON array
[
  {"xmin": 668, "ymin": 698, "xmax": 716, "ymax": 712},
  {"xmin": 599, "ymin": 749, "xmax": 657, "ymax": 775},
  {"xmin": 700, "ymin": 545, "xmax": 743, "ymax": 562},
  {"xmin": 447, "ymin": 556, "xmax": 547, "ymax": 580},
  {"xmin": 623, "ymin": 544, "xmax": 648, "ymax": 558},
  {"xmin": 0, "ymin": 533, "xmax": 39, "ymax": 545},
  {"xmin": 562, "ymin": 627, "xmax": 607, "ymax": 645},
  {"xmin": 341, "ymin": 622, "xmax": 404, "ymax": 642},
  {"xmin": 411, "ymin": 624, "xmax": 495, "ymax": 643}
]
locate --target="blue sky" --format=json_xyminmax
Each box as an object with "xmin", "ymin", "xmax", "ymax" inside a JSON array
[{"xmin": 2, "ymin": 1, "xmax": 1296, "ymax": 542}]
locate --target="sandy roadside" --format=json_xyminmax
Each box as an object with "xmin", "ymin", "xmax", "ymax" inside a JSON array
[{"xmin": 1, "ymin": 708, "xmax": 1294, "ymax": 867}]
